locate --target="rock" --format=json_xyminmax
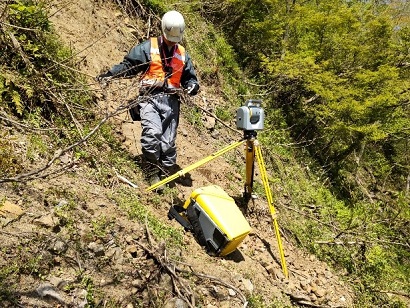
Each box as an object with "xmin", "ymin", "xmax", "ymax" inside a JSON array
[
  {"xmin": 34, "ymin": 213, "xmax": 58, "ymax": 229},
  {"xmin": 300, "ymin": 279, "xmax": 310, "ymax": 291},
  {"xmin": 204, "ymin": 116, "xmax": 215, "ymax": 130},
  {"xmin": 126, "ymin": 244, "xmax": 138, "ymax": 257},
  {"xmin": 49, "ymin": 239, "xmax": 68, "ymax": 254},
  {"xmin": 163, "ymin": 298, "xmax": 187, "ymax": 308},
  {"xmin": 48, "ymin": 276, "xmax": 68, "ymax": 289},
  {"xmin": 219, "ymin": 301, "xmax": 232, "ymax": 308},
  {"xmin": 313, "ymin": 287, "xmax": 327, "ymax": 298},
  {"xmin": 324, "ymin": 270, "xmax": 333, "ymax": 279},
  {"xmin": 210, "ymin": 130, "xmax": 220, "ymax": 139},
  {"xmin": 180, "ymin": 128, "xmax": 188, "ymax": 136},
  {"xmin": 0, "ymin": 201, "xmax": 24, "ymax": 218},
  {"xmin": 36, "ymin": 283, "xmax": 65, "ymax": 304},
  {"xmin": 87, "ymin": 242, "xmax": 105, "ymax": 256},
  {"xmin": 310, "ymin": 293, "xmax": 318, "ymax": 302},
  {"xmin": 242, "ymin": 278, "xmax": 254, "ymax": 294},
  {"xmin": 106, "ymin": 247, "xmax": 122, "ymax": 260},
  {"xmin": 289, "ymin": 293, "xmax": 311, "ymax": 302},
  {"xmin": 228, "ymin": 288, "xmax": 236, "ymax": 296},
  {"xmin": 265, "ymin": 264, "xmax": 275, "ymax": 275},
  {"xmin": 210, "ymin": 286, "xmax": 228, "ymax": 300},
  {"xmin": 273, "ymin": 267, "xmax": 286, "ymax": 280},
  {"xmin": 131, "ymin": 279, "xmax": 143, "ymax": 288}
]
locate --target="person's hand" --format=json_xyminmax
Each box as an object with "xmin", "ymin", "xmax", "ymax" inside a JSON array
[
  {"xmin": 96, "ymin": 71, "xmax": 112, "ymax": 86},
  {"xmin": 186, "ymin": 83, "xmax": 199, "ymax": 96}
]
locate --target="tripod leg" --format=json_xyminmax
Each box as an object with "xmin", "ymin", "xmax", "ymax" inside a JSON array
[
  {"xmin": 254, "ymin": 140, "xmax": 288, "ymax": 278},
  {"xmin": 146, "ymin": 139, "xmax": 245, "ymax": 192},
  {"xmin": 244, "ymin": 139, "xmax": 255, "ymax": 203}
]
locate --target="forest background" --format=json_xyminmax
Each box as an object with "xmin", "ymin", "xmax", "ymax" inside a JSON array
[{"xmin": 0, "ymin": 0, "xmax": 409, "ymax": 307}]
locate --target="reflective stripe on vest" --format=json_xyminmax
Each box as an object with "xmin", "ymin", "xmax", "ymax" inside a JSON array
[{"xmin": 140, "ymin": 37, "xmax": 186, "ymax": 89}]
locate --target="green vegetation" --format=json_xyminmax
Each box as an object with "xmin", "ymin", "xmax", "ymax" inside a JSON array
[
  {"xmin": 180, "ymin": 0, "xmax": 409, "ymax": 305},
  {"xmin": 112, "ymin": 188, "xmax": 184, "ymax": 247}
]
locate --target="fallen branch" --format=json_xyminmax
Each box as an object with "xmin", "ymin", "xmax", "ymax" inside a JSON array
[
  {"xmin": 182, "ymin": 94, "xmax": 241, "ymax": 136},
  {"xmin": 0, "ymin": 114, "xmax": 60, "ymax": 132},
  {"xmin": 374, "ymin": 289, "xmax": 410, "ymax": 299},
  {"xmin": 140, "ymin": 216, "xmax": 195, "ymax": 308},
  {"xmin": 114, "ymin": 169, "xmax": 138, "ymax": 188},
  {"xmin": 171, "ymin": 259, "xmax": 248, "ymax": 307},
  {"xmin": 315, "ymin": 240, "xmax": 364, "ymax": 246}
]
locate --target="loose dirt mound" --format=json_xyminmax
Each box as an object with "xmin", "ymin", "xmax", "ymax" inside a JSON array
[{"xmin": 0, "ymin": 1, "xmax": 355, "ymax": 307}]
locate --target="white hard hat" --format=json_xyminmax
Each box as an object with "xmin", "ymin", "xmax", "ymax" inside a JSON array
[{"xmin": 161, "ymin": 10, "xmax": 185, "ymax": 43}]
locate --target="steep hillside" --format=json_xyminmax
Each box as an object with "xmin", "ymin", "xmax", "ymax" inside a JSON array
[{"xmin": 0, "ymin": 1, "xmax": 358, "ymax": 307}]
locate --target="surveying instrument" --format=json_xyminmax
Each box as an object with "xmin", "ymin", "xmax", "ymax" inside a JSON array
[{"xmin": 147, "ymin": 99, "xmax": 288, "ymax": 277}]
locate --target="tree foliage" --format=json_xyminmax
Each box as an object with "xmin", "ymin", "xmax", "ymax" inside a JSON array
[
  {"xmin": 0, "ymin": 0, "xmax": 92, "ymax": 120},
  {"xmin": 196, "ymin": 0, "xmax": 410, "ymax": 304}
]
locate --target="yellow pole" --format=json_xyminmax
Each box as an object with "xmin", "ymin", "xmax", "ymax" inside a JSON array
[
  {"xmin": 254, "ymin": 140, "xmax": 288, "ymax": 278},
  {"xmin": 244, "ymin": 138, "xmax": 255, "ymax": 200},
  {"xmin": 146, "ymin": 139, "xmax": 245, "ymax": 192}
]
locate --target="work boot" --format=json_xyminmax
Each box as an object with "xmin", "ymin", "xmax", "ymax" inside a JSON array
[
  {"xmin": 143, "ymin": 159, "xmax": 165, "ymax": 193},
  {"xmin": 160, "ymin": 164, "xmax": 189, "ymax": 187},
  {"xmin": 148, "ymin": 172, "xmax": 165, "ymax": 193}
]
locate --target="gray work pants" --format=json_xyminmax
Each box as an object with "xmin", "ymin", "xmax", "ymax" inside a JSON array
[{"xmin": 138, "ymin": 94, "xmax": 180, "ymax": 168}]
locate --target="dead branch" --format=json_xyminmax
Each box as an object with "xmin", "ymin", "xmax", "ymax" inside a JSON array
[
  {"xmin": 114, "ymin": 168, "xmax": 138, "ymax": 188},
  {"xmin": 182, "ymin": 93, "xmax": 241, "ymax": 136},
  {"xmin": 170, "ymin": 259, "xmax": 248, "ymax": 307},
  {"xmin": 0, "ymin": 100, "xmax": 129, "ymax": 184},
  {"xmin": 8, "ymin": 31, "xmax": 33, "ymax": 69},
  {"xmin": 315, "ymin": 240, "xmax": 364, "ymax": 245},
  {"xmin": 0, "ymin": 115, "xmax": 60, "ymax": 132},
  {"xmin": 374, "ymin": 289, "xmax": 410, "ymax": 299},
  {"xmin": 136, "ymin": 226, "xmax": 196, "ymax": 308}
]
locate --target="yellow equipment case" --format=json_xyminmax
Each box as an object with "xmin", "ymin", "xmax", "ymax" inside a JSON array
[{"xmin": 168, "ymin": 185, "xmax": 251, "ymax": 256}]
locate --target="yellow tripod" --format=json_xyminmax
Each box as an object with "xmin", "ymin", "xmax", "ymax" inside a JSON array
[{"xmin": 147, "ymin": 102, "xmax": 288, "ymax": 278}]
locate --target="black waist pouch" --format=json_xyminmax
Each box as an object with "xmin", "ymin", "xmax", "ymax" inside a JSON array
[{"xmin": 129, "ymin": 104, "xmax": 141, "ymax": 121}]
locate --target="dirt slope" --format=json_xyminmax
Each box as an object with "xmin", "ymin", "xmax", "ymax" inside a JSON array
[{"xmin": 0, "ymin": 1, "xmax": 356, "ymax": 307}]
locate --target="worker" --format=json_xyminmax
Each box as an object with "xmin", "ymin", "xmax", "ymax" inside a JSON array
[{"xmin": 97, "ymin": 10, "xmax": 199, "ymax": 192}]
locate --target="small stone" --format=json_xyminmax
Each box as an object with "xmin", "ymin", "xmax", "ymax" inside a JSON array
[
  {"xmin": 126, "ymin": 245, "xmax": 138, "ymax": 257},
  {"xmin": 88, "ymin": 242, "xmax": 105, "ymax": 256},
  {"xmin": 274, "ymin": 268, "xmax": 285, "ymax": 280},
  {"xmin": 313, "ymin": 287, "xmax": 326, "ymax": 298},
  {"xmin": 0, "ymin": 201, "xmax": 24, "ymax": 218},
  {"xmin": 242, "ymin": 279, "xmax": 254, "ymax": 294},
  {"xmin": 228, "ymin": 288, "xmax": 236, "ymax": 296},
  {"xmin": 310, "ymin": 293, "xmax": 318, "ymax": 302},
  {"xmin": 300, "ymin": 280, "xmax": 310, "ymax": 291},
  {"xmin": 290, "ymin": 293, "xmax": 311, "ymax": 302},
  {"xmin": 49, "ymin": 239, "xmax": 68, "ymax": 254},
  {"xmin": 34, "ymin": 214, "xmax": 57, "ymax": 229}
]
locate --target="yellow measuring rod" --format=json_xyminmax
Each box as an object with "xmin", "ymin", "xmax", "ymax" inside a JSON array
[
  {"xmin": 255, "ymin": 140, "xmax": 288, "ymax": 278},
  {"xmin": 146, "ymin": 139, "xmax": 245, "ymax": 192}
]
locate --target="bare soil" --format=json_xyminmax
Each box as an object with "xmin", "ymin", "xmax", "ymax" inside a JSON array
[{"xmin": 0, "ymin": 1, "xmax": 356, "ymax": 307}]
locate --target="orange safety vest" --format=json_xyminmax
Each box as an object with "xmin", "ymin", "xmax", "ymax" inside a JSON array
[{"xmin": 140, "ymin": 37, "xmax": 186, "ymax": 89}]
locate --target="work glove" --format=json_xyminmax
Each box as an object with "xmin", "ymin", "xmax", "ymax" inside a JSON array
[
  {"xmin": 96, "ymin": 71, "xmax": 112, "ymax": 85},
  {"xmin": 186, "ymin": 83, "xmax": 199, "ymax": 96}
]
